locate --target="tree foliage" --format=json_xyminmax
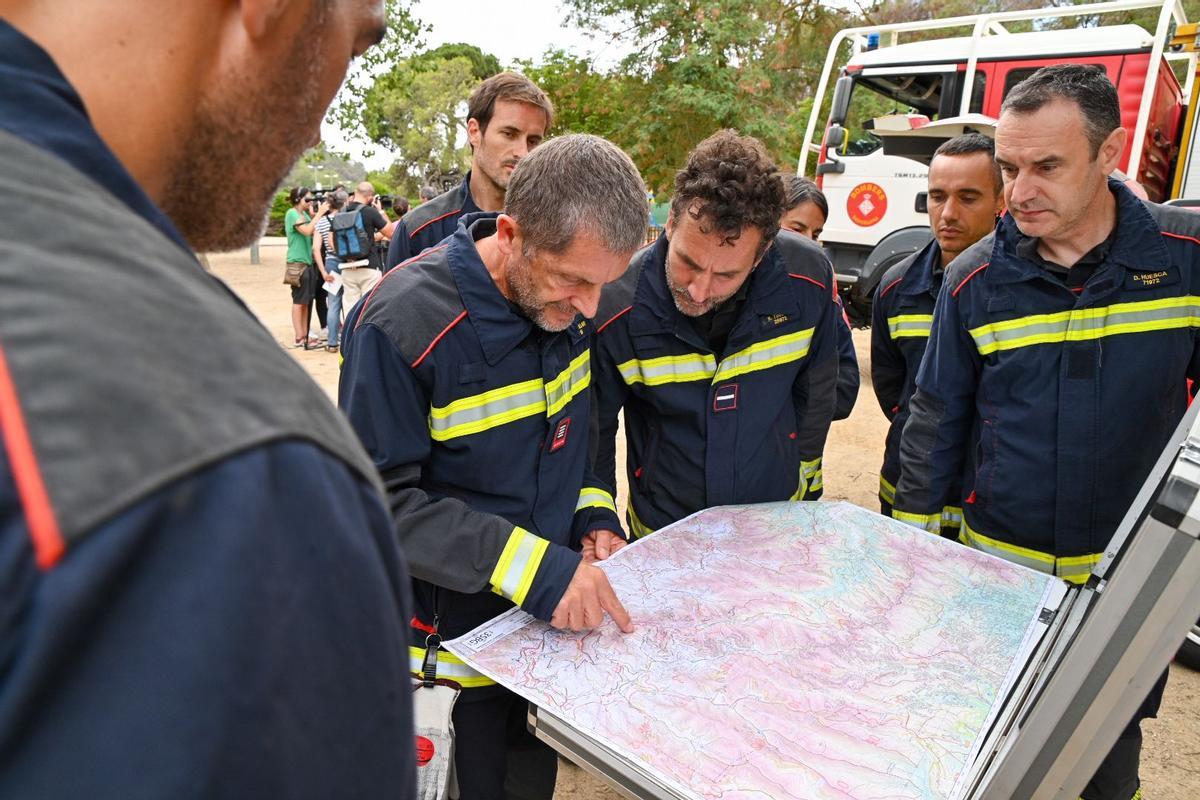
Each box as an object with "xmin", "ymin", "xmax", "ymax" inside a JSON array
[
  {"xmin": 356, "ymin": 43, "xmax": 502, "ymax": 198},
  {"xmin": 283, "ymin": 143, "xmax": 368, "ymax": 192}
]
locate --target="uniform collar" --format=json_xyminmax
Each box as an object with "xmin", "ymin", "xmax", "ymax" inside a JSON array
[
  {"xmin": 990, "ymin": 179, "xmax": 1171, "ymax": 287},
  {"xmin": 447, "ymin": 214, "xmax": 583, "ymax": 365},
  {"xmin": 0, "ymin": 20, "xmax": 193, "ymax": 256},
  {"xmin": 629, "ymin": 232, "xmax": 799, "ymax": 342},
  {"xmin": 896, "ymin": 238, "xmax": 944, "ymax": 297},
  {"xmin": 459, "ymin": 171, "xmax": 483, "ymax": 216}
]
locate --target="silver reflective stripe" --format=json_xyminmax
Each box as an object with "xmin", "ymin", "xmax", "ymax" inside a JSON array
[
  {"xmin": 428, "ymin": 378, "xmax": 546, "ymax": 441},
  {"xmin": 489, "ymin": 527, "xmax": 549, "ymax": 606},
  {"xmin": 887, "ymin": 314, "xmax": 933, "ymax": 339},
  {"xmin": 576, "ymin": 487, "xmax": 617, "ymax": 513},
  {"xmin": 617, "ymin": 353, "xmax": 716, "ymax": 386},
  {"xmin": 715, "ymin": 328, "xmax": 814, "ymax": 382},
  {"xmin": 408, "ymin": 647, "xmax": 494, "ymax": 687},
  {"xmin": 545, "ymin": 350, "xmax": 591, "ymax": 417},
  {"xmin": 959, "ymin": 523, "xmax": 1055, "ymax": 575},
  {"xmin": 970, "ymin": 296, "xmax": 1200, "ymax": 356}
]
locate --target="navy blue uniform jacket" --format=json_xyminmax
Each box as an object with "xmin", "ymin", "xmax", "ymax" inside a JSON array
[
  {"xmin": 0, "ymin": 20, "xmax": 415, "ymax": 799},
  {"xmin": 590, "ymin": 231, "xmax": 840, "ymax": 536},
  {"xmin": 341, "ymin": 215, "xmax": 621, "ymax": 690},
  {"xmin": 871, "ymin": 238, "xmax": 962, "ymax": 532},
  {"xmin": 894, "ymin": 183, "xmax": 1200, "ymax": 584},
  {"xmin": 385, "ymin": 175, "xmax": 482, "ymax": 268}
]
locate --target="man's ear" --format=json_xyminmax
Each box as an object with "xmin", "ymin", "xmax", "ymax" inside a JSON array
[
  {"xmin": 1098, "ymin": 125, "xmax": 1127, "ymax": 175},
  {"xmin": 495, "ymin": 214, "xmax": 520, "ymax": 257},
  {"xmin": 467, "ymin": 118, "xmax": 482, "ymax": 152},
  {"xmin": 239, "ymin": 0, "xmax": 294, "ymax": 41}
]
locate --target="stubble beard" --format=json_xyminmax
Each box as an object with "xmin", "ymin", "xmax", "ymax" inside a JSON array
[
  {"xmin": 158, "ymin": 9, "xmax": 331, "ymax": 253},
  {"xmin": 508, "ymin": 251, "xmax": 575, "ymax": 333}
]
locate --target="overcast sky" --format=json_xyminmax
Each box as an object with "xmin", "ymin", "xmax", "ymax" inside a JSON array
[{"xmin": 321, "ymin": 0, "xmax": 628, "ymax": 170}]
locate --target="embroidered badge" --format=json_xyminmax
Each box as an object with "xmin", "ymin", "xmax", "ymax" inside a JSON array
[
  {"xmin": 713, "ymin": 383, "xmax": 739, "ymax": 413},
  {"xmin": 550, "ymin": 416, "xmax": 571, "ymax": 452}
]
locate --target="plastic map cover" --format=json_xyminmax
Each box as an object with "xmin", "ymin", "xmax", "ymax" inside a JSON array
[{"xmin": 445, "ymin": 501, "xmax": 1064, "ymax": 800}]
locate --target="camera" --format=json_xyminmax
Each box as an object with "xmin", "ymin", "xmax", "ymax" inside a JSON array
[{"xmin": 310, "ymin": 190, "xmax": 328, "ymax": 207}]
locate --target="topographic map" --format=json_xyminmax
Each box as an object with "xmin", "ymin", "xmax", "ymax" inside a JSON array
[{"xmin": 445, "ymin": 501, "xmax": 1064, "ymax": 800}]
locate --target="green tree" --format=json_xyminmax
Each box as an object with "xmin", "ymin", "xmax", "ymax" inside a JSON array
[
  {"xmin": 283, "ymin": 143, "xmax": 367, "ymax": 191},
  {"xmin": 358, "ymin": 43, "xmax": 502, "ymax": 198},
  {"xmin": 329, "ymin": 0, "xmax": 427, "ymax": 144}
]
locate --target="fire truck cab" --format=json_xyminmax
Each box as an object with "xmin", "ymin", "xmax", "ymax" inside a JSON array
[{"xmin": 800, "ymin": 0, "xmax": 1194, "ymax": 322}]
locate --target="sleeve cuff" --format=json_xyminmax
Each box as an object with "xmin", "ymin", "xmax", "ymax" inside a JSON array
[
  {"xmin": 891, "ymin": 509, "xmax": 943, "ymax": 534},
  {"xmin": 791, "ymin": 457, "xmax": 824, "ymax": 501},
  {"xmin": 489, "ymin": 526, "xmax": 580, "ymax": 620}
]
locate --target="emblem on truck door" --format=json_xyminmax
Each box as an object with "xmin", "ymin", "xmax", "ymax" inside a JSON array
[{"xmin": 848, "ymin": 182, "xmax": 888, "ymax": 227}]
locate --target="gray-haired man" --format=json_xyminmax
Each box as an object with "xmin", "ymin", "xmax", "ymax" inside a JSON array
[{"xmin": 339, "ymin": 133, "xmax": 648, "ymax": 799}]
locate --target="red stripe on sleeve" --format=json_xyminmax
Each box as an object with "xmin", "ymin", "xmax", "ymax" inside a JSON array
[
  {"xmin": 878, "ymin": 276, "xmax": 904, "ymax": 299},
  {"xmin": 1162, "ymin": 231, "xmax": 1200, "ymax": 246},
  {"xmin": 788, "ymin": 273, "xmax": 827, "ymax": 290},
  {"xmin": 951, "ymin": 263, "xmax": 990, "ymax": 297},
  {"xmin": 0, "ymin": 344, "xmax": 64, "ymax": 569},
  {"xmin": 412, "ymin": 310, "xmax": 469, "ymax": 368},
  {"xmin": 596, "ymin": 305, "xmax": 633, "ymax": 334},
  {"xmin": 409, "ymin": 209, "xmax": 461, "ymax": 239}
]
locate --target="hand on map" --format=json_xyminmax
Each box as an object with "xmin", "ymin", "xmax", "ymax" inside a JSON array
[
  {"xmin": 581, "ymin": 529, "xmax": 626, "ymax": 563},
  {"xmin": 552, "ymin": 562, "xmax": 634, "ymax": 633}
]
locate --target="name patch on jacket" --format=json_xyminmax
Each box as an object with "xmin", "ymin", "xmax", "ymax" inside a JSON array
[
  {"xmin": 1126, "ymin": 269, "xmax": 1177, "ymax": 290},
  {"xmin": 713, "ymin": 383, "xmax": 739, "ymax": 412}
]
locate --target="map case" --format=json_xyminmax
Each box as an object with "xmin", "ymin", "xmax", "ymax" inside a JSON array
[{"xmin": 445, "ymin": 501, "xmax": 1067, "ymax": 800}]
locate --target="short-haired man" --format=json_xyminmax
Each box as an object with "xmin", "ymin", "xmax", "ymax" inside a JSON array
[
  {"xmin": 385, "ymin": 71, "xmax": 552, "ymax": 268},
  {"xmin": 0, "ymin": 2, "xmax": 415, "ymax": 797},
  {"xmin": 338, "ymin": 180, "xmax": 390, "ymax": 313},
  {"xmin": 589, "ymin": 130, "xmax": 841, "ymax": 543},
  {"xmin": 340, "ymin": 134, "xmax": 647, "ymax": 798},
  {"xmin": 892, "ymin": 65, "xmax": 1197, "ymax": 800},
  {"xmin": 872, "ymin": 133, "xmax": 1003, "ymax": 525},
  {"xmin": 418, "ymin": 184, "xmax": 439, "ymax": 203}
]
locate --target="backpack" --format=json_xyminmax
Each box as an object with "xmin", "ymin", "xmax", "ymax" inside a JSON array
[{"xmin": 330, "ymin": 207, "xmax": 371, "ymax": 261}]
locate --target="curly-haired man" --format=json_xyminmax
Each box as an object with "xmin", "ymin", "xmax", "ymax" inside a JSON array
[{"xmin": 586, "ymin": 130, "xmax": 843, "ymax": 553}]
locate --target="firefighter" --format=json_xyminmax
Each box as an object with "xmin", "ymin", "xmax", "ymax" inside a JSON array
[
  {"xmin": 782, "ymin": 175, "xmax": 861, "ymax": 421},
  {"xmin": 385, "ymin": 72, "xmax": 552, "ymax": 269},
  {"xmin": 339, "ymin": 134, "xmax": 647, "ymax": 800},
  {"xmin": 589, "ymin": 130, "xmax": 841, "ymax": 542},
  {"xmin": 892, "ymin": 65, "xmax": 1197, "ymax": 800},
  {"xmin": 871, "ymin": 133, "xmax": 1004, "ymax": 527}
]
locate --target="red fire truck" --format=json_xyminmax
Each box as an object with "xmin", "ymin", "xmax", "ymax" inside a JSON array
[{"xmin": 799, "ymin": 0, "xmax": 1195, "ymax": 321}]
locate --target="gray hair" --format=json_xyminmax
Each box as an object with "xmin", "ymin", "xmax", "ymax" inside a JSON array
[
  {"xmin": 1001, "ymin": 64, "xmax": 1120, "ymax": 157},
  {"xmin": 329, "ymin": 189, "xmax": 349, "ymax": 211},
  {"xmin": 504, "ymin": 134, "xmax": 648, "ymax": 255},
  {"xmin": 419, "ymin": 184, "xmax": 439, "ymax": 201}
]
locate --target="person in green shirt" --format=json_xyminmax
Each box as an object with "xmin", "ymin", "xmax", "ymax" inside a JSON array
[{"xmin": 284, "ymin": 186, "xmax": 330, "ymax": 347}]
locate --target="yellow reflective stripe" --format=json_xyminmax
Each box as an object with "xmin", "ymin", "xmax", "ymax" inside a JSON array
[
  {"xmin": 892, "ymin": 509, "xmax": 942, "ymax": 534},
  {"xmin": 627, "ymin": 503, "xmax": 654, "ymax": 538},
  {"xmin": 959, "ymin": 522, "xmax": 1101, "ymax": 584},
  {"xmin": 429, "ymin": 378, "xmax": 546, "ymax": 441},
  {"xmin": 617, "ymin": 352, "xmax": 716, "ymax": 386},
  {"xmin": 887, "ymin": 314, "xmax": 933, "ymax": 339},
  {"xmin": 408, "ymin": 646, "xmax": 495, "ymax": 688},
  {"xmin": 790, "ymin": 457, "xmax": 823, "ymax": 500},
  {"xmin": 970, "ymin": 295, "xmax": 1200, "ymax": 356},
  {"xmin": 489, "ymin": 527, "xmax": 550, "ymax": 606},
  {"xmin": 941, "ymin": 505, "xmax": 963, "ymax": 529},
  {"xmin": 576, "ymin": 487, "xmax": 617, "ymax": 514},
  {"xmin": 879, "ymin": 475, "xmax": 897, "ymax": 505},
  {"xmin": 545, "ymin": 349, "xmax": 591, "ymax": 417},
  {"xmin": 714, "ymin": 328, "xmax": 814, "ymax": 382}
]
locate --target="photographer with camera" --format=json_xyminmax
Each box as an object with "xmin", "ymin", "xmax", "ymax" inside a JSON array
[{"xmin": 331, "ymin": 181, "xmax": 389, "ymax": 317}]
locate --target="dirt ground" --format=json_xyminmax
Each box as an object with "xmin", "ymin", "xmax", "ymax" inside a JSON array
[{"xmin": 211, "ymin": 242, "xmax": 1199, "ymax": 799}]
